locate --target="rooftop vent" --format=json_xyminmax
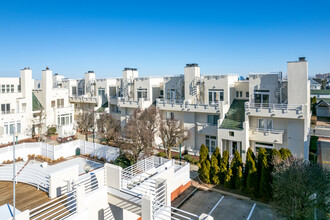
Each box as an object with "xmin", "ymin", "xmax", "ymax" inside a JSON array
[
  {"xmin": 299, "ymin": 57, "xmax": 306, "ymax": 61},
  {"xmin": 186, "ymin": 63, "xmax": 199, "ymax": 67},
  {"xmin": 88, "ymin": 71, "xmax": 94, "ymax": 73}
]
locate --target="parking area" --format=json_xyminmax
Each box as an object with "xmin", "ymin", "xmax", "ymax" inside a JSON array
[{"xmin": 176, "ymin": 189, "xmax": 278, "ymax": 220}]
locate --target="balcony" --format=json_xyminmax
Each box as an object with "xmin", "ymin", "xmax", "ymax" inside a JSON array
[
  {"xmin": 197, "ymin": 122, "xmax": 218, "ymax": 136},
  {"xmin": 156, "ymin": 99, "xmax": 229, "ymax": 114},
  {"xmin": 69, "ymin": 96, "xmax": 98, "ymax": 104},
  {"xmin": 249, "ymin": 128, "xmax": 284, "ymax": 144},
  {"xmin": 245, "ymin": 102, "xmax": 305, "ymax": 119},
  {"xmin": 117, "ymin": 97, "xmax": 151, "ymax": 109}
]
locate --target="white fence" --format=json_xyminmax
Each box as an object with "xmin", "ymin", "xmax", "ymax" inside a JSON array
[{"xmin": 0, "ymin": 140, "xmax": 119, "ymax": 164}]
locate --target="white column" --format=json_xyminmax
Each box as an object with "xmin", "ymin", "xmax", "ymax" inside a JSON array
[
  {"xmin": 105, "ymin": 163, "xmax": 122, "ymax": 190},
  {"xmin": 141, "ymin": 194, "xmax": 153, "ymax": 220}
]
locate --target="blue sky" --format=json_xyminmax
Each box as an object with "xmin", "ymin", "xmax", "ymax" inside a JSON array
[{"xmin": 0, "ymin": 0, "xmax": 329, "ymax": 79}]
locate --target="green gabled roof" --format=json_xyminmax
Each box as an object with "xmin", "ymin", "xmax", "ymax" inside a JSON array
[
  {"xmin": 311, "ymin": 90, "xmax": 330, "ymax": 95},
  {"xmin": 32, "ymin": 93, "xmax": 43, "ymax": 111},
  {"xmin": 97, "ymin": 101, "xmax": 108, "ymax": 112},
  {"xmin": 220, "ymin": 99, "xmax": 247, "ymax": 130}
]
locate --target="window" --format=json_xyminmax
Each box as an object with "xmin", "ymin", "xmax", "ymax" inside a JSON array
[
  {"xmin": 57, "ymin": 99, "xmax": 64, "ymax": 108},
  {"xmin": 51, "ymin": 101, "xmax": 55, "ymax": 107},
  {"xmin": 16, "ymin": 122, "xmax": 21, "ymax": 134},
  {"xmin": 6, "ymin": 85, "xmax": 10, "ymax": 93},
  {"xmin": 11, "ymin": 85, "xmax": 14, "ymax": 93},
  {"xmin": 160, "ymin": 90, "xmax": 164, "ymax": 98},
  {"xmin": 9, "ymin": 123, "xmax": 14, "ymax": 135},
  {"xmin": 207, "ymin": 115, "xmax": 219, "ymax": 126},
  {"xmin": 229, "ymin": 131, "xmax": 234, "ymax": 137},
  {"xmin": 1, "ymin": 85, "xmax": 5, "ymax": 93},
  {"xmin": 17, "ymin": 85, "xmax": 21, "ymax": 92},
  {"xmin": 206, "ymin": 135, "xmax": 217, "ymax": 153},
  {"xmin": 1, "ymin": 104, "xmax": 10, "ymax": 114},
  {"xmin": 240, "ymin": 91, "xmax": 242, "ymax": 97},
  {"xmin": 166, "ymin": 112, "xmax": 175, "ymax": 120},
  {"xmin": 246, "ymin": 92, "xmax": 249, "ymax": 98},
  {"xmin": 167, "ymin": 89, "xmax": 176, "ymax": 101},
  {"xmin": 72, "ymin": 86, "xmax": 77, "ymax": 96},
  {"xmin": 232, "ymin": 141, "xmax": 238, "ymax": 155},
  {"xmin": 254, "ymin": 90, "xmax": 270, "ymax": 106},
  {"xmin": 4, "ymin": 123, "xmax": 8, "ymax": 134},
  {"xmin": 258, "ymin": 118, "xmax": 273, "ymax": 130},
  {"xmin": 57, "ymin": 113, "xmax": 73, "ymax": 126},
  {"xmin": 236, "ymin": 91, "xmax": 239, "ymax": 97},
  {"xmin": 137, "ymin": 89, "xmax": 148, "ymax": 100},
  {"xmin": 209, "ymin": 89, "xmax": 224, "ymax": 105},
  {"xmin": 98, "ymin": 88, "xmax": 105, "ymax": 96}
]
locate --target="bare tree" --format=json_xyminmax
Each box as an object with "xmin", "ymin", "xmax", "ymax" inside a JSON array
[
  {"xmin": 116, "ymin": 107, "xmax": 158, "ymax": 163},
  {"xmin": 159, "ymin": 112, "xmax": 190, "ymax": 159},
  {"xmin": 76, "ymin": 111, "xmax": 95, "ymax": 141},
  {"xmin": 97, "ymin": 113, "xmax": 121, "ymax": 145}
]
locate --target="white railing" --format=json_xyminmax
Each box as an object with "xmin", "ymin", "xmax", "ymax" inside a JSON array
[
  {"xmin": 156, "ymin": 98, "xmax": 229, "ymax": 110},
  {"xmin": 245, "ymin": 102, "xmax": 302, "ymax": 111},
  {"xmin": 249, "ymin": 127, "xmax": 284, "ymax": 134},
  {"xmin": 0, "ymin": 164, "xmax": 50, "ymax": 192},
  {"xmin": 29, "ymin": 189, "xmax": 77, "ymax": 220},
  {"xmin": 69, "ymin": 96, "xmax": 98, "ymax": 103},
  {"xmin": 153, "ymin": 201, "xmax": 200, "ymax": 220}
]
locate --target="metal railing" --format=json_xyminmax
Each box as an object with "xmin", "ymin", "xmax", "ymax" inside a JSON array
[
  {"xmin": 245, "ymin": 102, "xmax": 303, "ymax": 111},
  {"xmin": 152, "ymin": 201, "xmax": 200, "ymax": 220},
  {"xmin": 0, "ymin": 164, "xmax": 49, "ymax": 192},
  {"xmin": 29, "ymin": 190, "xmax": 77, "ymax": 220},
  {"xmin": 156, "ymin": 98, "xmax": 229, "ymax": 110},
  {"xmin": 249, "ymin": 127, "xmax": 284, "ymax": 134}
]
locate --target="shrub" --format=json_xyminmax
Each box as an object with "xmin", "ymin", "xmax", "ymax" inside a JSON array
[
  {"xmin": 172, "ymin": 154, "xmax": 180, "ymax": 160},
  {"xmin": 3, "ymin": 160, "xmax": 6, "ymax": 164},
  {"xmin": 183, "ymin": 154, "xmax": 192, "ymax": 162},
  {"xmin": 32, "ymin": 154, "xmax": 35, "ymax": 158},
  {"xmin": 279, "ymin": 148, "xmax": 292, "ymax": 160},
  {"xmin": 243, "ymin": 148, "xmax": 255, "ymax": 189},
  {"xmin": 224, "ymin": 167, "xmax": 232, "ymax": 188},
  {"xmin": 47, "ymin": 126, "xmax": 57, "ymax": 136},
  {"xmin": 86, "ymin": 154, "xmax": 91, "ymax": 158},
  {"xmin": 220, "ymin": 150, "xmax": 229, "ymax": 183},
  {"xmin": 114, "ymin": 154, "xmax": 132, "ymax": 169},
  {"xmin": 258, "ymin": 148, "xmax": 270, "ymax": 199},
  {"xmin": 246, "ymin": 153, "xmax": 258, "ymax": 197},
  {"xmin": 230, "ymin": 150, "xmax": 243, "ymax": 189},
  {"xmin": 36, "ymin": 155, "xmax": 42, "ymax": 159},
  {"xmin": 17, "ymin": 157, "xmax": 22, "ymax": 161},
  {"xmin": 199, "ymin": 160, "xmax": 211, "ymax": 184},
  {"xmin": 236, "ymin": 166, "xmax": 243, "ymax": 190},
  {"xmin": 156, "ymin": 152, "xmax": 166, "ymax": 158},
  {"xmin": 210, "ymin": 155, "xmax": 220, "ymax": 185},
  {"xmin": 213, "ymin": 147, "xmax": 221, "ymax": 167},
  {"xmin": 199, "ymin": 144, "xmax": 209, "ymax": 164},
  {"xmin": 60, "ymin": 156, "xmax": 64, "ymax": 160},
  {"xmin": 6, "ymin": 160, "xmax": 10, "ymax": 164}
]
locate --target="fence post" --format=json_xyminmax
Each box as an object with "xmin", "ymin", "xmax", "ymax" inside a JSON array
[
  {"xmin": 76, "ymin": 184, "xmax": 85, "ymax": 214},
  {"xmin": 141, "ymin": 194, "xmax": 154, "ymax": 220}
]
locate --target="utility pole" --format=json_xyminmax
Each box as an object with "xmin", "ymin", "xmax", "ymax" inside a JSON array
[{"xmin": 12, "ymin": 125, "xmax": 16, "ymax": 220}]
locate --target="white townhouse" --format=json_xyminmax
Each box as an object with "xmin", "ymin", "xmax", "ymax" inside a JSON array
[
  {"xmin": 0, "ymin": 67, "xmax": 75, "ymax": 145},
  {"xmin": 0, "ymin": 68, "xmax": 33, "ymax": 144},
  {"xmin": 33, "ymin": 67, "xmax": 75, "ymax": 138},
  {"xmin": 57, "ymin": 58, "xmax": 311, "ymax": 162}
]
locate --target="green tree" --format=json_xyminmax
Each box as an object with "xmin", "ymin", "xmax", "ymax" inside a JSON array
[
  {"xmin": 199, "ymin": 144, "xmax": 209, "ymax": 164},
  {"xmin": 213, "ymin": 147, "xmax": 221, "ymax": 167},
  {"xmin": 246, "ymin": 153, "xmax": 258, "ymax": 197},
  {"xmin": 259, "ymin": 148, "xmax": 271, "ymax": 200},
  {"xmin": 230, "ymin": 150, "xmax": 243, "ymax": 189},
  {"xmin": 236, "ymin": 166, "xmax": 243, "ymax": 190},
  {"xmin": 243, "ymin": 148, "xmax": 255, "ymax": 189},
  {"xmin": 279, "ymin": 148, "xmax": 292, "ymax": 160},
  {"xmin": 220, "ymin": 150, "xmax": 229, "ymax": 183},
  {"xmin": 224, "ymin": 167, "xmax": 232, "ymax": 188},
  {"xmin": 210, "ymin": 155, "xmax": 220, "ymax": 185},
  {"xmin": 200, "ymin": 160, "xmax": 211, "ymax": 184}
]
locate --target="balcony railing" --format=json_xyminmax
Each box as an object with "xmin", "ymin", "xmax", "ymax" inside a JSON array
[
  {"xmin": 69, "ymin": 96, "xmax": 98, "ymax": 103},
  {"xmin": 249, "ymin": 127, "xmax": 284, "ymax": 134},
  {"xmin": 156, "ymin": 98, "xmax": 229, "ymax": 110},
  {"xmin": 245, "ymin": 102, "xmax": 302, "ymax": 111}
]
